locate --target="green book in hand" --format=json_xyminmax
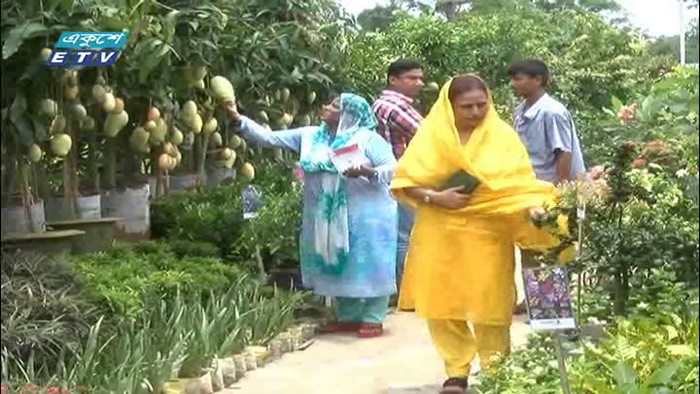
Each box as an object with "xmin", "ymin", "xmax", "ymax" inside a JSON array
[{"xmin": 440, "ymin": 170, "xmax": 481, "ymax": 194}]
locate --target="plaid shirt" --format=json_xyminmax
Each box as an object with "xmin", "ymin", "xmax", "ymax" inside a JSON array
[{"xmin": 372, "ymin": 89, "xmax": 423, "ymax": 159}]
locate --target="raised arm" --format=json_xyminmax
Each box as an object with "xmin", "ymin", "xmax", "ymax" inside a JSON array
[
  {"xmin": 223, "ymin": 100, "xmax": 307, "ymax": 152},
  {"xmin": 235, "ymin": 116, "xmax": 306, "ymax": 152}
]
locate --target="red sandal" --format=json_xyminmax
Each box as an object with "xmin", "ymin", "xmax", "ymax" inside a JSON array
[{"xmin": 357, "ymin": 323, "xmax": 383, "ymax": 338}]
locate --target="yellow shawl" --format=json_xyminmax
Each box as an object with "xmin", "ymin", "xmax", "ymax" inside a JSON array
[
  {"xmin": 391, "ymin": 75, "xmax": 559, "ymax": 217},
  {"xmin": 390, "ymin": 76, "xmax": 571, "ymax": 321}
]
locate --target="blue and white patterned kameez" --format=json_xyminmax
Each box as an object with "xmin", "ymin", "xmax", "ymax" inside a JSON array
[{"xmin": 234, "ymin": 94, "xmax": 398, "ymax": 302}]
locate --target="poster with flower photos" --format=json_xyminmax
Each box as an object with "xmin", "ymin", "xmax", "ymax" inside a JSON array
[
  {"xmin": 242, "ymin": 185, "xmax": 263, "ymax": 219},
  {"xmin": 523, "ymin": 266, "xmax": 577, "ymax": 331}
]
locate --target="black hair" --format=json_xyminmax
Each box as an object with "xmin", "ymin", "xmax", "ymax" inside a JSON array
[
  {"xmin": 448, "ymin": 75, "xmax": 488, "ymax": 102},
  {"xmin": 387, "ymin": 59, "xmax": 423, "ymax": 83},
  {"xmin": 507, "ymin": 58, "xmax": 550, "ymax": 87},
  {"xmin": 321, "ymin": 88, "xmax": 342, "ymax": 104}
]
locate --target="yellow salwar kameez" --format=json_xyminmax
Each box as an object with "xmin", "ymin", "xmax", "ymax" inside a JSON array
[{"xmin": 390, "ymin": 75, "xmax": 569, "ymax": 377}]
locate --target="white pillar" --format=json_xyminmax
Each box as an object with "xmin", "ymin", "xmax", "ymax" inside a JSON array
[
  {"xmin": 680, "ymin": 0, "xmax": 686, "ymax": 65},
  {"xmin": 515, "ymin": 247, "xmax": 525, "ymax": 304}
]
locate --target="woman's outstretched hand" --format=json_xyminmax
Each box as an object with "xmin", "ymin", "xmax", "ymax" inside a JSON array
[
  {"xmin": 343, "ymin": 165, "xmax": 375, "ymax": 178},
  {"xmin": 221, "ymin": 100, "xmax": 241, "ymax": 121},
  {"xmin": 432, "ymin": 187, "xmax": 471, "ymax": 209}
]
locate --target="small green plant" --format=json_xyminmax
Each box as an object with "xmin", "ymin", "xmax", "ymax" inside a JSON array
[
  {"xmin": 235, "ymin": 184, "xmax": 303, "ymax": 270},
  {"xmin": 583, "ymin": 360, "xmax": 686, "ymax": 394},
  {"xmin": 71, "ymin": 243, "xmax": 242, "ymax": 318},
  {"xmin": 150, "ymin": 183, "xmax": 247, "ymax": 259},
  {"xmin": 138, "ymin": 294, "xmax": 192, "ymax": 393},
  {"xmin": 1, "ymin": 251, "xmax": 97, "ymax": 370}
]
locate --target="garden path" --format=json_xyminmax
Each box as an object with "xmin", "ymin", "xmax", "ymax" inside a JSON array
[{"xmin": 223, "ymin": 312, "xmax": 532, "ymax": 394}]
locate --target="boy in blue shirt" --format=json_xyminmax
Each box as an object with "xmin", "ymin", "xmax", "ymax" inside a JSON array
[{"xmin": 508, "ymin": 59, "xmax": 586, "ymax": 315}]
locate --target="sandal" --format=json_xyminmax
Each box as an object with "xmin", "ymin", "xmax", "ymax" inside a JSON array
[
  {"xmin": 439, "ymin": 377, "xmax": 468, "ymax": 394},
  {"xmin": 357, "ymin": 322, "xmax": 383, "ymax": 338},
  {"xmin": 322, "ymin": 321, "xmax": 360, "ymax": 333}
]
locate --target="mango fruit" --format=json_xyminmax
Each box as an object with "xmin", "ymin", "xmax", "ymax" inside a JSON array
[
  {"xmin": 147, "ymin": 107, "xmax": 161, "ymax": 121},
  {"xmin": 240, "ymin": 162, "xmax": 255, "ymax": 181},
  {"xmin": 50, "ymin": 133, "xmax": 72, "ymax": 156},
  {"xmin": 28, "ymin": 144, "xmax": 43, "ymax": 163},
  {"xmin": 203, "ymin": 117, "xmax": 218, "ymax": 134},
  {"xmin": 170, "ymin": 127, "xmax": 184, "ymax": 145},
  {"xmin": 39, "ymin": 99, "xmax": 58, "ymax": 118},
  {"xmin": 210, "ymin": 132, "xmax": 223, "ymax": 147},
  {"xmin": 210, "ymin": 76, "xmax": 235, "ymax": 101},
  {"xmin": 104, "ymin": 110, "xmax": 129, "ymax": 137},
  {"xmin": 102, "ymin": 93, "xmax": 116, "ymax": 112}
]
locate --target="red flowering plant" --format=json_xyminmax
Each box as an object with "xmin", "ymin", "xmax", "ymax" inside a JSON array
[
  {"xmin": 631, "ymin": 139, "xmax": 687, "ymax": 175},
  {"xmin": 616, "ymin": 102, "xmax": 637, "ymax": 123},
  {"xmin": 0, "ymin": 385, "xmax": 74, "ymax": 394},
  {"xmin": 292, "ymin": 163, "xmax": 304, "ymax": 183}
]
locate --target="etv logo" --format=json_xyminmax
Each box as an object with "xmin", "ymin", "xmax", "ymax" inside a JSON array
[{"xmin": 45, "ymin": 31, "xmax": 128, "ymax": 66}]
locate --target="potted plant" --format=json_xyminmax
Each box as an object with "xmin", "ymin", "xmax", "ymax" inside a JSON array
[{"xmin": 176, "ymin": 302, "xmax": 219, "ymax": 394}]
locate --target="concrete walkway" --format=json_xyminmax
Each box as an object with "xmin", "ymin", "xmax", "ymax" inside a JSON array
[{"xmin": 224, "ymin": 312, "xmax": 532, "ymax": 393}]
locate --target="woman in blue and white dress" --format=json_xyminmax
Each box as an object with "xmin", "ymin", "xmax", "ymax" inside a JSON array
[{"xmin": 223, "ymin": 93, "xmax": 397, "ymax": 338}]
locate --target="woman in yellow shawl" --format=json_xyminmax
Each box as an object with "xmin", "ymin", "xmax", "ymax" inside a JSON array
[{"xmin": 390, "ymin": 75, "xmax": 565, "ymax": 393}]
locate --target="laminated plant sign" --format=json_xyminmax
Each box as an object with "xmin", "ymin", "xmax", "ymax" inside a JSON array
[
  {"xmin": 523, "ymin": 266, "xmax": 577, "ymax": 331},
  {"xmin": 241, "ymin": 185, "xmax": 263, "ymax": 219},
  {"xmin": 330, "ymin": 143, "xmax": 370, "ymax": 173}
]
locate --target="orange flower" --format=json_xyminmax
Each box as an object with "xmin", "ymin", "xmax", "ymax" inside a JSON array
[
  {"xmin": 46, "ymin": 387, "xmax": 61, "ymax": 394},
  {"xmin": 588, "ymin": 165, "xmax": 606, "ymax": 181},
  {"xmin": 616, "ymin": 103, "xmax": 637, "ymax": 123},
  {"xmin": 19, "ymin": 383, "xmax": 39, "ymax": 394},
  {"xmin": 633, "ymin": 158, "xmax": 647, "ymax": 167}
]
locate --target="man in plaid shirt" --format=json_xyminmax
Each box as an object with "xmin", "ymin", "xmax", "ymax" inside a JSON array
[{"xmin": 372, "ymin": 59, "xmax": 425, "ymax": 303}]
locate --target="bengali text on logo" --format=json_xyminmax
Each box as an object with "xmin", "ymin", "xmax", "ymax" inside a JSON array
[{"xmin": 46, "ymin": 31, "xmax": 128, "ymax": 66}]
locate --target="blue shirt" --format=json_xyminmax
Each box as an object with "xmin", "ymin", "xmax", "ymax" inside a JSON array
[{"xmin": 513, "ymin": 93, "xmax": 586, "ymax": 184}]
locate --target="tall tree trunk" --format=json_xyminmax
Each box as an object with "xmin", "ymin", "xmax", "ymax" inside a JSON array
[
  {"xmin": 197, "ymin": 132, "xmax": 210, "ymax": 186},
  {"xmin": 3, "ymin": 150, "xmax": 17, "ymax": 207},
  {"xmin": 106, "ymin": 138, "xmax": 117, "ymax": 189},
  {"xmin": 88, "ymin": 122, "xmax": 101, "ymax": 193}
]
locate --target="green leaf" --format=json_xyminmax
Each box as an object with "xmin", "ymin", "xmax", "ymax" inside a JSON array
[
  {"xmin": 611, "ymin": 96, "xmax": 624, "ymax": 111},
  {"xmin": 9, "ymin": 94, "xmax": 34, "ymax": 146},
  {"xmin": 666, "ymin": 344, "xmax": 694, "ymax": 357},
  {"xmin": 30, "ymin": 115, "xmax": 48, "ymax": 142},
  {"xmin": 2, "ymin": 21, "xmax": 48, "ymax": 59},
  {"xmin": 60, "ymin": 0, "xmax": 74, "ymax": 12},
  {"xmin": 645, "ymin": 361, "xmax": 681, "ymax": 387},
  {"xmin": 613, "ymin": 361, "xmax": 638, "ymax": 387},
  {"xmin": 664, "ymin": 325, "xmax": 679, "ymax": 340},
  {"xmin": 669, "ymin": 101, "xmax": 687, "ymax": 115},
  {"xmin": 641, "ymin": 95, "xmax": 658, "ymax": 114},
  {"xmin": 137, "ymin": 39, "xmax": 170, "ymax": 83},
  {"xmin": 602, "ymin": 107, "xmax": 617, "ymax": 118}
]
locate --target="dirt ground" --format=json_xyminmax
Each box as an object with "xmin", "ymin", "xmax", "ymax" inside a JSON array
[
  {"xmin": 224, "ymin": 312, "xmax": 532, "ymax": 394},
  {"xmin": 224, "ymin": 251, "xmax": 530, "ymax": 393}
]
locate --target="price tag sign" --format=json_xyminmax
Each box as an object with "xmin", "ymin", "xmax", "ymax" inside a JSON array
[
  {"xmin": 523, "ymin": 266, "xmax": 577, "ymax": 331},
  {"xmin": 330, "ymin": 143, "xmax": 370, "ymax": 173},
  {"xmin": 242, "ymin": 185, "xmax": 263, "ymax": 220}
]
